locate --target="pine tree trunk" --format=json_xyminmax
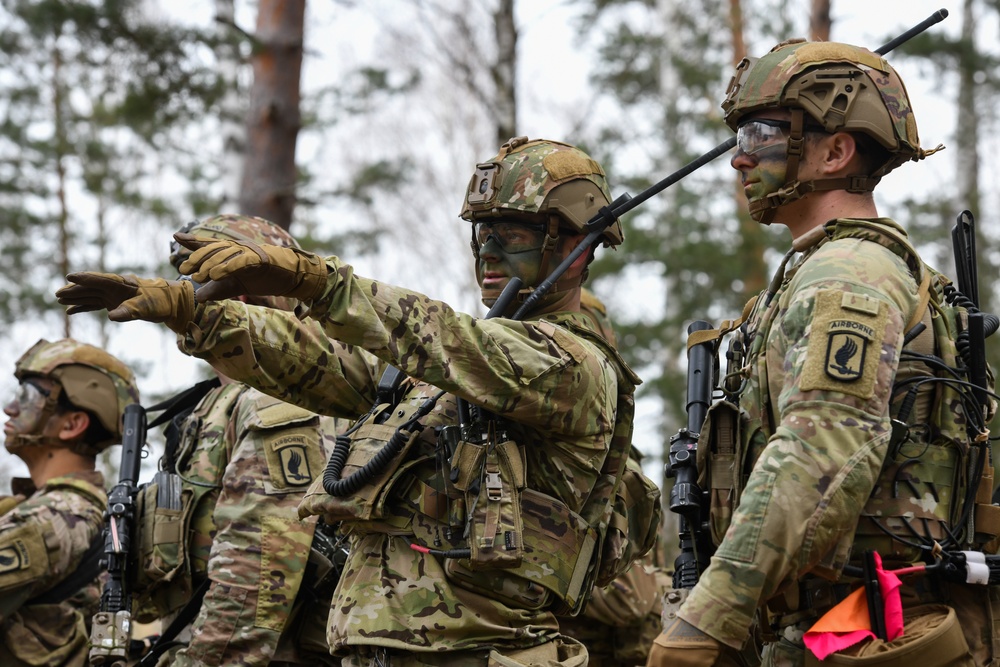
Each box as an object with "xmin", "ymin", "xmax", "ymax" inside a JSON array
[
  {"xmin": 491, "ymin": 0, "xmax": 517, "ymax": 147},
  {"xmin": 237, "ymin": 0, "xmax": 304, "ymax": 230},
  {"xmin": 810, "ymin": 0, "xmax": 832, "ymax": 41}
]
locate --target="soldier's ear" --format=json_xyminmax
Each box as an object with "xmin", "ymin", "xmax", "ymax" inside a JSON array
[
  {"xmin": 817, "ymin": 132, "xmax": 858, "ymax": 175},
  {"xmin": 55, "ymin": 410, "xmax": 90, "ymax": 442}
]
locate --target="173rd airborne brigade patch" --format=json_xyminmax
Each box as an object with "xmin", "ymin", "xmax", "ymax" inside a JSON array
[{"xmin": 801, "ymin": 290, "xmax": 889, "ymax": 400}]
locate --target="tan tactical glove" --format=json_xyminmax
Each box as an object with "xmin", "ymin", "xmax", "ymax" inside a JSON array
[
  {"xmin": 646, "ymin": 617, "xmax": 725, "ymax": 667},
  {"xmin": 56, "ymin": 272, "xmax": 195, "ymax": 333},
  {"xmin": 173, "ymin": 232, "xmax": 328, "ymax": 303}
]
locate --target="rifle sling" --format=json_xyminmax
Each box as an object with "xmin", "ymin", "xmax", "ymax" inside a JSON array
[{"xmin": 137, "ymin": 577, "xmax": 212, "ymax": 666}]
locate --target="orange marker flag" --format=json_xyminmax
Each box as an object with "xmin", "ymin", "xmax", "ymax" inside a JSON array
[{"xmin": 803, "ymin": 552, "xmax": 904, "ymax": 660}]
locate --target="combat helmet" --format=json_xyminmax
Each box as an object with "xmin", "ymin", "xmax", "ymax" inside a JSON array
[
  {"xmin": 13, "ymin": 338, "xmax": 140, "ymax": 455},
  {"xmin": 170, "ymin": 214, "xmax": 302, "ymax": 312},
  {"xmin": 460, "ymin": 137, "xmax": 622, "ymax": 303},
  {"xmin": 722, "ymin": 39, "xmax": 940, "ymax": 224}
]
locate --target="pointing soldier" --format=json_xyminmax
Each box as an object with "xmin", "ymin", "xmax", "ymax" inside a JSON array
[
  {"xmin": 0, "ymin": 338, "xmax": 139, "ymax": 667},
  {"xmin": 57, "ymin": 138, "xmax": 653, "ymax": 666}
]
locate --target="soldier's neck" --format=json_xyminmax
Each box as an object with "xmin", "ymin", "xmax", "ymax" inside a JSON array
[{"xmin": 23, "ymin": 445, "xmax": 95, "ymax": 488}]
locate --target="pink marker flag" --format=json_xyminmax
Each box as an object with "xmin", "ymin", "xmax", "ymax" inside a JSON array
[{"xmin": 803, "ymin": 552, "xmax": 905, "ymax": 661}]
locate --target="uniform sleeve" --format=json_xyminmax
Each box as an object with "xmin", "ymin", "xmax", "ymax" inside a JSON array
[
  {"xmin": 308, "ymin": 257, "xmax": 616, "ymax": 437},
  {"xmin": 180, "ymin": 298, "xmax": 381, "ymax": 419},
  {"xmin": 185, "ymin": 257, "xmax": 616, "ymax": 440},
  {"xmin": 171, "ymin": 397, "xmax": 336, "ymax": 667},
  {"xmin": 679, "ymin": 244, "xmax": 919, "ymax": 648},
  {"xmin": 0, "ymin": 489, "xmax": 102, "ymax": 622}
]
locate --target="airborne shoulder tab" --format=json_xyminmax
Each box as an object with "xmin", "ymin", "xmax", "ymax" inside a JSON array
[{"xmin": 801, "ymin": 290, "xmax": 889, "ymax": 399}]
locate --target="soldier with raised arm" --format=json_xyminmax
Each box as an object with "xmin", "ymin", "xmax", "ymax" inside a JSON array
[{"xmin": 57, "ymin": 138, "xmax": 657, "ymax": 667}]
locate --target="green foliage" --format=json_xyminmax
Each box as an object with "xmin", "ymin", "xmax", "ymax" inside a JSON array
[
  {"xmin": 0, "ymin": 0, "xmax": 225, "ymax": 327},
  {"xmin": 579, "ymin": 0, "xmax": 788, "ymax": 449}
]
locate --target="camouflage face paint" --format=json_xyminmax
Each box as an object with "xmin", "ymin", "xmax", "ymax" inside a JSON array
[
  {"xmin": 477, "ymin": 235, "xmax": 546, "ymax": 305},
  {"xmin": 736, "ymin": 143, "xmax": 788, "ymax": 208},
  {"xmin": 4, "ymin": 381, "xmax": 51, "ymax": 445}
]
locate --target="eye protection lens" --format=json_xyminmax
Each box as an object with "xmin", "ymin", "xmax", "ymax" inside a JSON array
[
  {"xmin": 12, "ymin": 381, "xmax": 49, "ymax": 407},
  {"xmin": 474, "ymin": 221, "xmax": 547, "ymax": 254},
  {"xmin": 736, "ymin": 119, "xmax": 792, "ymax": 155},
  {"xmin": 6, "ymin": 381, "xmax": 51, "ymax": 431}
]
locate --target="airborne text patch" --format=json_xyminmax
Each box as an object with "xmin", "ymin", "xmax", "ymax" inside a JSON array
[{"xmin": 801, "ymin": 290, "xmax": 889, "ymax": 399}]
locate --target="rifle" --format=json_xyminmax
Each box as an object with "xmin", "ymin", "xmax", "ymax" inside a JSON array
[
  {"xmin": 90, "ymin": 404, "xmax": 146, "ymax": 667},
  {"xmin": 668, "ymin": 322, "xmax": 715, "ymax": 589}
]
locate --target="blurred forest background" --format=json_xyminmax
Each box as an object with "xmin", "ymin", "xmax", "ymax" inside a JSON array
[{"xmin": 0, "ymin": 0, "xmax": 998, "ymax": 545}]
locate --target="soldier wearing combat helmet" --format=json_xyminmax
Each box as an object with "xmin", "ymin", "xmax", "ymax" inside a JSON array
[
  {"xmin": 57, "ymin": 139, "xmax": 657, "ymax": 666},
  {"xmin": 0, "ymin": 338, "xmax": 139, "ymax": 667},
  {"xmin": 58, "ymin": 215, "xmax": 341, "ymax": 666},
  {"xmin": 648, "ymin": 40, "xmax": 995, "ymax": 667}
]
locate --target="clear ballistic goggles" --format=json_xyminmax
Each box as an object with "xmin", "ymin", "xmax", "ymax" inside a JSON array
[
  {"xmin": 474, "ymin": 220, "xmax": 547, "ymax": 254},
  {"xmin": 735, "ymin": 118, "xmax": 792, "ymax": 156},
  {"xmin": 10, "ymin": 380, "xmax": 50, "ymax": 408},
  {"xmin": 6, "ymin": 380, "xmax": 52, "ymax": 431}
]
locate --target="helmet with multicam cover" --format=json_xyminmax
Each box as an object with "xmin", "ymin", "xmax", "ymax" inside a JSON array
[
  {"xmin": 13, "ymin": 338, "xmax": 140, "ymax": 455},
  {"xmin": 722, "ymin": 39, "xmax": 940, "ymax": 224},
  {"xmin": 460, "ymin": 137, "xmax": 622, "ymax": 245},
  {"xmin": 460, "ymin": 137, "xmax": 622, "ymax": 306},
  {"xmin": 170, "ymin": 214, "xmax": 302, "ymax": 312}
]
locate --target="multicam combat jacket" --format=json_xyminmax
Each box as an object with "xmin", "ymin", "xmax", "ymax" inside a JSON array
[
  {"xmin": 178, "ymin": 255, "xmax": 628, "ymax": 656},
  {"xmin": 679, "ymin": 218, "xmax": 922, "ymax": 647},
  {"xmin": 0, "ymin": 471, "xmax": 105, "ymax": 667},
  {"xmin": 150, "ymin": 381, "xmax": 338, "ymax": 667}
]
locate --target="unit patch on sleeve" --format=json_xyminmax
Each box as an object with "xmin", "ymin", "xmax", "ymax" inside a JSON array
[
  {"xmin": 262, "ymin": 431, "xmax": 320, "ymax": 491},
  {"xmin": 800, "ymin": 290, "xmax": 889, "ymax": 399},
  {"xmin": 0, "ymin": 522, "xmax": 48, "ymax": 589}
]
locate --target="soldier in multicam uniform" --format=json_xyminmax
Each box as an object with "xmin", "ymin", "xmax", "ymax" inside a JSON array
[
  {"xmin": 58, "ymin": 216, "xmax": 341, "ymax": 667},
  {"xmin": 57, "ymin": 138, "xmax": 648, "ymax": 666},
  {"xmin": 558, "ymin": 289, "xmax": 670, "ymax": 667},
  {"xmin": 0, "ymin": 338, "xmax": 140, "ymax": 667},
  {"xmin": 648, "ymin": 40, "xmax": 993, "ymax": 667}
]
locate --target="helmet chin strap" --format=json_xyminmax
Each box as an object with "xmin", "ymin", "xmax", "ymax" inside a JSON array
[{"xmin": 747, "ymin": 108, "xmax": 880, "ymax": 225}]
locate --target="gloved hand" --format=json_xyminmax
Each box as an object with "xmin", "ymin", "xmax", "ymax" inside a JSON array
[
  {"xmin": 56, "ymin": 272, "xmax": 195, "ymax": 333},
  {"xmin": 646, "ymin": 617, "xmax": 723, "ymax": 667},
  {"xmin": 173, "ymin": 232, "xmax": 328, "ymax": 303}
]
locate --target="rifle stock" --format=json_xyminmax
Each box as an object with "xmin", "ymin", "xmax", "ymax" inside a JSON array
[{"xmin": 90, "ymin": 403, "xmax": 146, "ymax": 667}]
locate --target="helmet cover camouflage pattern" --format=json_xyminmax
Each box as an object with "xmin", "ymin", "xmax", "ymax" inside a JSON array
[
  {"xmin": 170, "ymin": 214, "xmax": 302, "ymax": 312},
  {"xmin": 460, "ymin": 137, "xmax": 623, "ymax": 247},
  {"xmin": 14, "ymin": 338, "xmax": 140, "ymax": 453},
  {"xmin": 722, "ymin": 40, "xmax": 926, "ymax": 177}
]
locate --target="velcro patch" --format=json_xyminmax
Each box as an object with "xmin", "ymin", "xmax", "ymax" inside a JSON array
[
  {"xmin": 0, "ymin": 522, "xmax": 48, "ymax": 590},
  {"xmin": 800, "ymin": 290, "xmax": 888, "ymax": 399}
]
